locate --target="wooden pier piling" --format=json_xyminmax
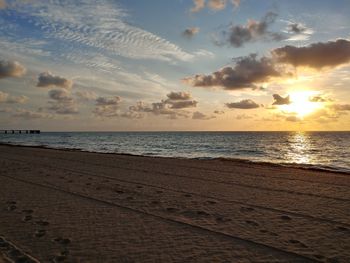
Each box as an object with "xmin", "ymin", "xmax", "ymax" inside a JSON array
[{"xmin": 0, "ymin": 130, "xmax": 40, "ymax": 134}]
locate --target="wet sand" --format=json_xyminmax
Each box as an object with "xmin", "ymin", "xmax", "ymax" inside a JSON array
[{"xmin": 0, "ymin": 144, "xmax": 349, "ymax": 262}]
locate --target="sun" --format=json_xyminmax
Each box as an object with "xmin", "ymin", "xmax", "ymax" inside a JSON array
[{"xmin": 279, "ymin": 91, "xmax": 324, "ymax": 118}]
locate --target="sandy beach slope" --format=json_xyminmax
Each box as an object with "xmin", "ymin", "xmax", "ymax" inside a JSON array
[{"xmin": 0, "ymin": 144, "xmax": 349, "ymax": 262}]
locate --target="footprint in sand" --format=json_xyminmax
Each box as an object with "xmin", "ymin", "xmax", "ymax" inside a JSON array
[
  {"xmin": 35, "ymin": 220, "xmax": 50, "ymax": 226},
  {"xmin": 51, "ymin": 255, "xmax": 66, "ymax": 262},
  {"xmin": 313, "ymin": 254, "xmax": 325, "ymax": 260},
  {"xmin": 126, "ymin": 196, "xmax": 134, "ymax": 200},
  {"xmin": 136, "ymin": 185, "xmax": 143, "ymax": 189},
  {"xmin": 115, "ymin": 190, "xmax": 124, "ymax": 194},
  {"xmin": 245, "ymin": 220, "xmax": 259, "ymax": 227},
  {"xmin": 196, "ymin": 211, "xmax": 210, "ymax": 216},
  {"xmin": 34, "ymin": 229, "xmax": 46, "ymax": 238},
  {"xmin": 184, "ymin": 194, "xmax": 192, "ymax": 198},
  {"xmin": 215, "ymin": 217, "xmax": 232, "ymax": 223},
  {"xmin": 206, "ymin": 200, "xmax": 217, "ymax": 205},
  {"xmin": 166, "ymin": 207, "xmax": 179, "ymax": 213},
  {"xmin": 280, "ymin": 215, "xmax": 292, "ymax": 221},
  {"xmin": 240, "ymin": 207, "xmax": 255, "ymax": 212},
  {"xmin": 336, "ymin": 226, "xmax": 348, "ymax": 232},
  {"xmin": 6, "ymin": 201, "xmax": 17, "ymax": 211},
  {"xmin": 289, "ymin": 239, "xmax": 308, "ymax": 248},
  {"xmin": 151, "ymin": 200, "xmax": 160, "ymax": 205},
  {"xmin": 22, "ymin": 215, "xmax": 33, "ymax": 222},
  {"xmin": 53, "ymin": 237, "xmax": 71, "ymax": 246},
  {"xmin": 22, "ymin": 209, "xmax": 34, "ymax": 214},
  {"xmin": 156, "ymin": 190, "xmax": 163, "ymax": 194}
]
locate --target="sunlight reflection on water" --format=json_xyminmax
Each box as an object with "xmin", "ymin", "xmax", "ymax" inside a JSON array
[{"xmin": 0, "ymin": 131, "xmax": 349, "ymax": 172}]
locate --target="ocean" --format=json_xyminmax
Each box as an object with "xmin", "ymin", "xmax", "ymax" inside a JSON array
[{"xmin": 0, "ymin": 131, "xmax": 349, "ymax": 173}]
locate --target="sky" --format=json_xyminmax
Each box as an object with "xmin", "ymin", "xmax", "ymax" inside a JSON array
[{"xmin": 0, "ymin": 0, "xmax": 350, "ymax": 131}]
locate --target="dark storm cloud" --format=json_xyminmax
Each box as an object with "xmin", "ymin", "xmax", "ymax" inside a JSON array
[
  {"xmin": 0, "ymin": 60, "xmax": 26, "ymax": 79},
  {"xmin": 226, "ymin": 99, "xmax": 260, "ymax": 109},
  {"xmin": 272, "ymin": 39, "xmax": 350, "ymax": 69},
  {"xmin": 37, "ymin": 72, "xmax": 73, "ymax": 89},
  {"xmin": 272, "ymin": 94, "xmax": 290, "ymax": 105},
  {"xmin": 183, "ymin": 54, "xmax": 280, "ymax": 90}
]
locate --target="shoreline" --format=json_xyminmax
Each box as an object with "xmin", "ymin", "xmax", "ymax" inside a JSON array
[
  {"xmin": 1, "ymin": 142, "xmax": 349, "ymax": 175},
  {"xmin": 0, "ymin": 144, "xmax": 349, "ymax": 262}
]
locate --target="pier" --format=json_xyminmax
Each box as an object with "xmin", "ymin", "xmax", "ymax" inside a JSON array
[{"xmin": 0, "ymin": 130, "xmax": 40, "ymax": 134}]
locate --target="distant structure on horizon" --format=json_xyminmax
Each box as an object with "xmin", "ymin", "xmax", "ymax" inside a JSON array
[{"xmin": 0, "ymin": 130, "xmax": 40, "ymax": 134}]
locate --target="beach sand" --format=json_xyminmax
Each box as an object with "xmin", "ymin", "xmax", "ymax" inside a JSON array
[{"xmin": 0, "ymin": 144, "xmax": 349, "ymax": 262}]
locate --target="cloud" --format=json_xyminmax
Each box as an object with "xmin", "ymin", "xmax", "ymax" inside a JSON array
[
  {"xmin": 286, "ymin": 116, "xmax": 300, "ymax": 122},
  {"xmin": 236, "ymin": 114, "xmax": 253, "ymax": 120},
  {"xmin": 13, "ymin": 109, "xmax": 52, "ymax": 119},
  {"xmin": 272, "ymin": 94, "xmax": 290, "ymax": 105},
  {"xmin": 183, "ymin": 54, "xmax": 280, "ymax": 90},
  {"xmin": 0, "ymin": 60, "xmax": 26, "ymax": 79},
  {"xmin": 37, "ymin": 72, "xmax": 73, "ymax": 89},
  {"xmin": 93, "ymin": 96, "xmax": 121, "ymax": 118},
  {"xmin": 0, "ymin": 91, "xmax": 28, "ymax": 104},
  {"xmin": 93, "ymin": 105, "xmax": 119, "ymax": 118},
  {"xmin": 272, "ymin": 39, "xmax": 350, "ymax": 69},
  {"xmin": 166, "ymin": 91, "xmax": 192, "ymax": 101},
  {"xmin": 96, "ymin": 96, "xmax": 121, "ymax": 106},
  {"xmin": 126, "ymin": 96, "xmax": 194, "ymax": 119},
  {"xmin": 75, "ymin": 90, "xmax": 97, "ymax": 101},
  {"xmin": 193, "ymin": 49, "xmax": 215, "ymax": 58},
  {"xmin": 190, "ymin": 0, "xmax": 206, "ymax": 13},
  {"xmin": 284, "ymin": 22, "xmax": 313, "ymax": 41},
  {"xmin": 208, "ymin": 0, "xmax": 227, "ymax": 11},
  {"xmin": 192, "ymin": 111, "xmax": 215, "ymax": 120},
  {"xmin": 226, "ymin": 99, "xmax": 260, "ymax": 109},
  {"xmin": 216, "ymin": 12, "xmax": 283, "ymax": 48},
  {"xmin": 309, "ymin": 96, "xmax": 330, "ymax": 103},
  {"xmin": 14, "ymin": 1, "xmax": 193, "ymax": 62},
  {"xmin": 330, "ymin": 104, "xmax": 350, "ymax": 111},
  {"xmin": 47, "ymin": 89, "xmax": 78, "ymax": 115},
  {"xmin": 190, "ymin": 0, "xmax": 240, "ymax": 13},
  {"xmin": 214, "ymin": 110, "xmax": 225, "ymax": 114},
  {"xmin": 183, "ymin": 27, "xmax": 200, "ymax": 38},
  {"xmin": 167, "ymin": 100, "xmax": 198, "ymax": 109},
  {"xmin": 287, "ymin": 23, "xmax": 307, "ymax": 34},
  {"xmin": 0, "ymin": 0, "xmax": 6, "ymax": 9}
]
